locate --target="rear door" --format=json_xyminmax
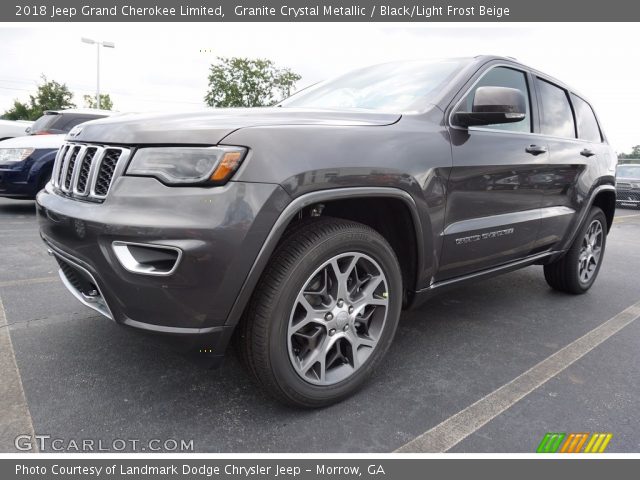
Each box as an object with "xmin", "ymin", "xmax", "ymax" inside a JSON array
[
  {"xmin": 438, "ymin": 65, "xmax": 548, "ymax": 281},
  {"xmin": 533, "ymin": 79, "xmax": 605, "ymax": 250}
]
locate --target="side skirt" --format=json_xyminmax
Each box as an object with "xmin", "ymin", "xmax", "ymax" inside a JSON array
[{"xmin": 407, "ymin": 250, "xmax": 564, "ymax": 309}]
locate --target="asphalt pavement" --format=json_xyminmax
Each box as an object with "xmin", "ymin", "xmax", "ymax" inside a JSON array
[{"xmin": 0, "ymin": 197, "xmax": 639, "ymax": 453}]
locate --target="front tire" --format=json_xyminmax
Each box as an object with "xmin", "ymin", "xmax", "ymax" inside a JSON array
[
  {"xmin": 238, "ymin": 217, "xmax": 403, "ymax": 407},
  {"xmin": 544, "ymin": 206, "xmax": 608, "ymax": 294}
]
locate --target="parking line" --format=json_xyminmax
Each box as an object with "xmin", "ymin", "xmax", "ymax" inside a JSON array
[
  {"xmin": 0, "ymin": 276, "xmax": 58, "ymax": 288},
  {"xmin": 613, "ymin": 213, "xmax": 640, "ymax": 223},
  {"xmin": 0, "ymin": 295, "xmax": 37, "ymax": 452},
  {"xmin": 395, "ymin": 300, "xmax": 640, "ymax": 453}
]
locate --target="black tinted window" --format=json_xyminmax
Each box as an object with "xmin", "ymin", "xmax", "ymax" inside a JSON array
[
  {"xmin": 536, "ymin": 78, "xmax": 575, "ymax": 138},
  {"xmin": 571, "ymin": 94, "xmax": 601, "ymax": 143},
  {"xmin": 461, "ymin": 67, "xmax": 531, "ymax": 133}
]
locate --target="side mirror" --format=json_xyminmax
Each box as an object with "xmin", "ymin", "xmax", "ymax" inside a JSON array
[
  {"xmin": 25, "ymin": 127, "xmax": 31, "ymax": 134},
  {"xmin": 452, "ymin": 86, "xmax": 527, "ymax": 128}
]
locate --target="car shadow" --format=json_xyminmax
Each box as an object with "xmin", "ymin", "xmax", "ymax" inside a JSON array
[{"xmin": 0, "ymin": 200, "xmax": 37, "ymax": 216}]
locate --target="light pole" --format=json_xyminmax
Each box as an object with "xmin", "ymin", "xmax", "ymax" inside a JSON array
[{"xmin": 81, "ymin": 37, "xmax": 115, "ymax": 109}]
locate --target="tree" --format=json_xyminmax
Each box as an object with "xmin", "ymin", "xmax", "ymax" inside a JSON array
[
  {"xmin": 204, "ymin": 57, "xmax": 301, "ymax": 108},
  {"xmin": 2, "ymin": 75, "xmax": 75, "ymax": 120},
  {"xmin": 619, "ymin": 145, "xmax": 640, "ymax": 159},
  {"xmin": 83, "ymin": 94, "xmax": 114, "ymax": 110}
]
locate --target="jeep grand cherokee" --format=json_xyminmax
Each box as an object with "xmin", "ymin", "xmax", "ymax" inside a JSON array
[{"xmin": 37, "ymin": 56, "xmax": 617, "ymax": 407}]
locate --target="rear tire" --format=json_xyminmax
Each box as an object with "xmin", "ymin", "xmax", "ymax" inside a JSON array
[
  {"xmin": 237, "ymin": 217, "xmax": 403, "ymax": 408},
  {"xmin": 544, "ymin": 206, "xmax": 607, "ymax": 294}
]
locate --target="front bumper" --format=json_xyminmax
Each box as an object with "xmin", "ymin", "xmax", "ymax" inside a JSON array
[
  {"xmin": 37, "ymin": 176, "xmax": 289, "ymax": 355},
  {"xmin": 0, "ymin": 163, "xmax": 36, "ymax": 198},
  {"xmin": 0, "ymin": 149, "xmax": 56, "ymax": 199}
]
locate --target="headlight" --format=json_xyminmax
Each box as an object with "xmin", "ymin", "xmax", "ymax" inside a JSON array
[
  {"xmin": 0, "ymin": 148, "xmax": 34, "ymax": 163},
  {"xmin": 126, "ymin": 146, "xmax": 247, "ymax": 185}
]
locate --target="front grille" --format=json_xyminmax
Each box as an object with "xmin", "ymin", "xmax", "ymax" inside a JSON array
[
  {"xmin": 94, "ymin": 149, "xmax": 120, "ymax": 196},
  {"xmin": 63, "ymin": 147, "xmax": 81, "ymax": 190},
  {"xmin": 75, "ymin": 147, "xmax": 97, "ymax": 194},
  {"xmin": 52, "ymin": 142, "xmax": 130, "ymax": 202},
  {"xmin": 617, "ymin": 190, "xmax": 640, "ymax": 202}
]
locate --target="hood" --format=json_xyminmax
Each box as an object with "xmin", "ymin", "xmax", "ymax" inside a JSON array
[
  {"xmin": 0, "ymin": 133, "xmax": 65, "ymax": 149},
  {"xmin": 68, "ymin": 108, "xmax": 402, "ymax": 145}
]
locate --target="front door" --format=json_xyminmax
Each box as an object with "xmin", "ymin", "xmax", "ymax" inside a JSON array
[{"xmin": 438, "ymin": 65, "xmax": 548, "ymax": 281}]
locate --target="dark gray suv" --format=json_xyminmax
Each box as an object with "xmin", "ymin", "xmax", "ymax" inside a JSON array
[{"xmin": 37, "ymin": 56, "xmax": 617, "ymax": 407}]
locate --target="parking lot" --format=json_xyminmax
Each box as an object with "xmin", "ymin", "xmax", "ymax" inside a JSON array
[{"xmin": 1, "ymin": 197, "xmax": 639, "ymax": 453}]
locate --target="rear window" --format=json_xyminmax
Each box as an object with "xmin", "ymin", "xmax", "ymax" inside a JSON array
[
  {"xmin": 30, "ymin": 112, "xmax": 107, "ymax": 135},
  {"xmin": 571, "ymin": 94, "xmax": 602, "ymax": 143},
  {"xmin": 29, "ymin": 113, "xmax": 59, "ymax": 134},
  {"xmin": 536, "ymin": 78, "xmax": 575, "ymax": 139}
]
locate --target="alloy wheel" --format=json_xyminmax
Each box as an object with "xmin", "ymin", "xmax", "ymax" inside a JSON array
[
  {"xmin": 578, "ymin": 219, "xmax": 604, "ymax": 284},
  {"xmin": 287, "ymin": 252, "xmax": 389, "ymax": 385}
]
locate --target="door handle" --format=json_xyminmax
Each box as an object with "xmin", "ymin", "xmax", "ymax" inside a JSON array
[
  {"xmin": 525, "ymin": 145, "xmax": 548, "ymax": 156},
  {"xmin": 580, "ymin": 148, "xmax": 596, "ymax": 158}
]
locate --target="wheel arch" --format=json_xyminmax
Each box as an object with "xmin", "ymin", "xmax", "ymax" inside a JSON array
[
  {"xmin": 224, "ymin": 187, "xmax": 425, "ymax": 328},
  {"xmin": 592, "ymin": 188, "xmax": 616, "ymax": 232}
]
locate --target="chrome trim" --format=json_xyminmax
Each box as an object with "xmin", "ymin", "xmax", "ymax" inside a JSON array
[
  {"xmin": 446, "ymin": 62, "xmax": 604, "ymax": 145},
  {"xmin": 426, "ymin": 251, "xmax": 556, "ymax": 292},
  {"xmin": 85, "ymin": 147, "xmax": 106, "ymax": 197},
  {"xmin": 443, "ymin": 206, "xmax": 575, "ymax": 236},
  {"xmin": 53, "ymin": 142, "xmax": 130, "ymax": 201},
  {"xmin": 67, "ymin": 145, "xmax": 87, "ymax": 192},
  {"xmin": 47, "ymin": 247, "xmax": 114, "ymax": 320},
  {"xmin": 89, "ymin": 148, "xmax": 130, "ymax": 200},
  {"xmin": 51, "ymin": 145, "xmax": 67, "ymax": 188},
  {"xmin": 58, "ymin": 146, "xmax": 77, "ymax": 192},
  {"xmin": 72, "ymin": 147, "xmax": 100, "ymax": 196},
  {"xmin": 111, "ymin": 241, "xmax": 183, "ymax": 276},
  {"xmin": 121, "ymin": 317, "xmax": 224, "ymax": 335}
]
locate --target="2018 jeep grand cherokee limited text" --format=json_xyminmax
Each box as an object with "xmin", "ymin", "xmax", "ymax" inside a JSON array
[{"xmin": 37, "ymin": 56, "xmax": 617, "ymax": 407}]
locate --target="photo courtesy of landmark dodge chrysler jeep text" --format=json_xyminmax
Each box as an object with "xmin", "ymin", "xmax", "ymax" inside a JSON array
[{"xmin": 37, "ymin": 56, "xmax": 617, "ymax": 407}]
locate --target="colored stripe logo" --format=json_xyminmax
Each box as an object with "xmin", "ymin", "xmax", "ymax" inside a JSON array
[{"xmin": 537, "ymin": 432, "xmax": 612, "ymax": 453}]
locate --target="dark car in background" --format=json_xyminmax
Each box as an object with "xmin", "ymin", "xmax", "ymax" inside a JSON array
[
  {"xmin": 0, "ymin": 109, "xmax": 112, "ymax": 199},
  {"xmin": 37, "ymin": 56, "xmax": 617, "ymax": 407},
  {"xmin": 615, "ymin": 164, "xmax": 640, "ymax": 208},
  {"xmin": 26, "ymin": 109, "xmax": 113, "ymax": 136}
]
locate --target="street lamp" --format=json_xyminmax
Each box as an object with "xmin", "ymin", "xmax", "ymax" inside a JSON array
[{"xmin": 81, "ymin": 37, "xmax": 115, "ymax": 109}]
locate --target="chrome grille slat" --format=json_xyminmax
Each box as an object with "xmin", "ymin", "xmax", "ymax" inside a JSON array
[
  {"xmin": 53, "ymin": 145, "xmax": 70, "ymax": 187},
  {"xmin": 53, "ymin": 142, "xmax": 130, "ymax": 202},
  {"xmin": 73, "ymin": 147, "xmax": 99, "ymax": 196},
  {"xmin": 51, "ymin": 146, "xmax": 64, "ymax": 187},
  {"xmin": 62, "ymin": 146, "xmax": 82, "ymax": 192},
  {"xmin": 58, "ymin": 146, "xmax": 77, "ymax": 191}
]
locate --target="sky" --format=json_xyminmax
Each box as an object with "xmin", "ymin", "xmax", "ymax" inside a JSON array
[{"xmin": 0, "ymin": 23, "xmax": 637, "ymax": 153}]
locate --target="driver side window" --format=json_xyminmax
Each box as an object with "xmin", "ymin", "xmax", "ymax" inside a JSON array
[{"xmin": 461, "ymin": 67, "xmax": 532, "ymax": 133}]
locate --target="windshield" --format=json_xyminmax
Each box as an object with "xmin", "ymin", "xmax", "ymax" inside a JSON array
[
  {"xmin": 617, "ymin": 165, "xmax": 640, "ymax": 178},
  {"xmin": 280, "ymin": 59, "xmax": 469, "ymax": 113}
]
